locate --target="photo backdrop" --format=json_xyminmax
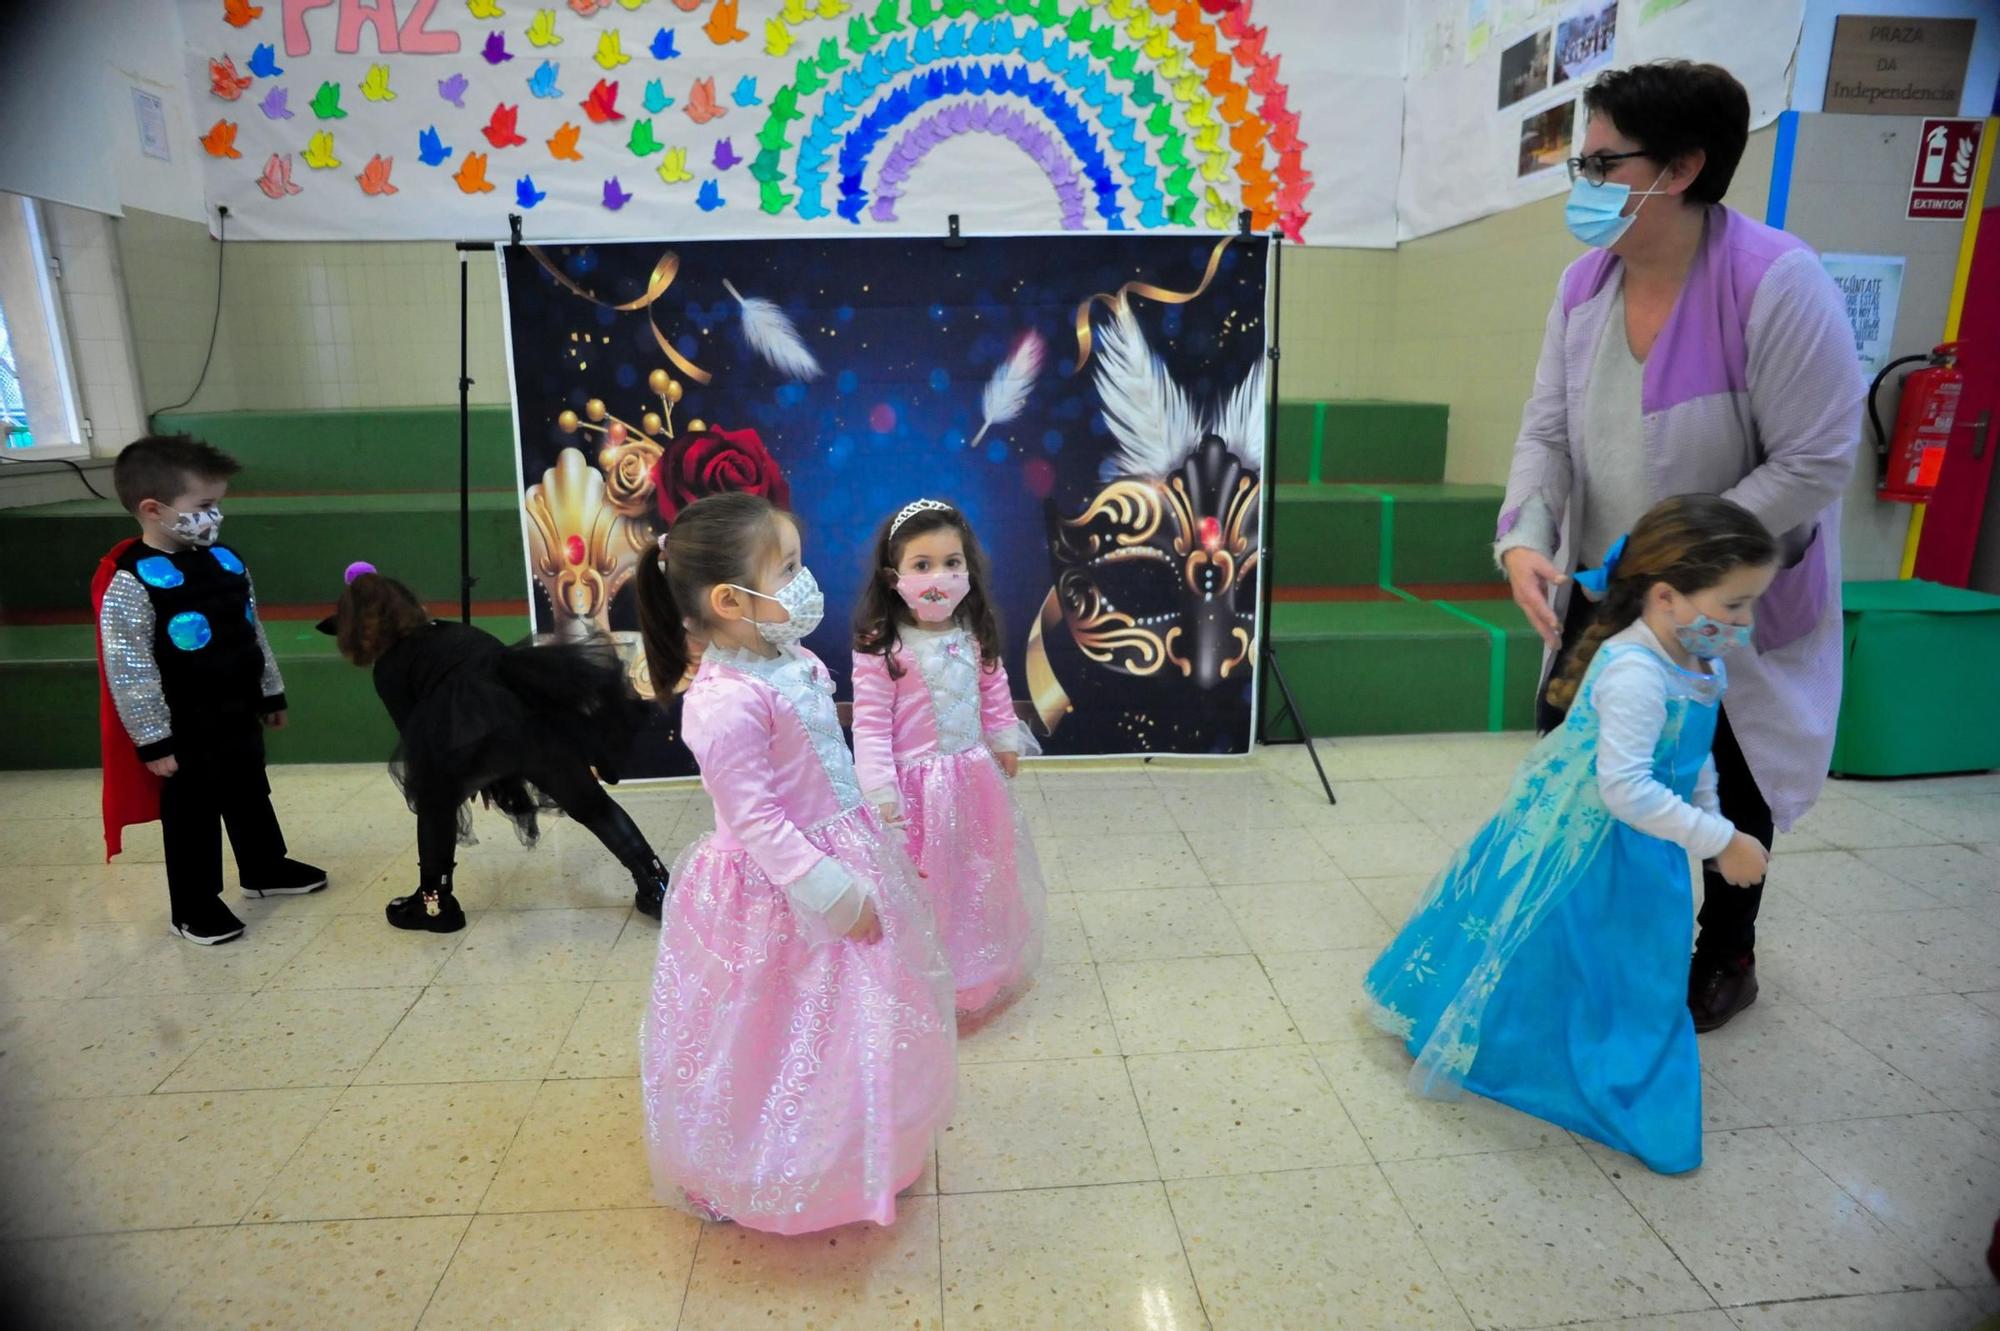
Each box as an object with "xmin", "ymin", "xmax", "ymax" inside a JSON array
[{"xmin": 502, "ymin": 231, "xmax": 1270, "ymax": 777}]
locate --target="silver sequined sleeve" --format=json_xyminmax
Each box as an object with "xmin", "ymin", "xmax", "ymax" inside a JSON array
[
  {"xmin": 99, "ymin": 569, "xmax": 172, "ymax": 750},
  {"xmin": 248, "ymin": 572, "xmax": 285, "ymax": 700}
]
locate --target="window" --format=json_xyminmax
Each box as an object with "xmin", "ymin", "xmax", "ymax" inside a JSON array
[{"xmin": 0, "ymin": 194, "xmax": 84, "ymax": 457}]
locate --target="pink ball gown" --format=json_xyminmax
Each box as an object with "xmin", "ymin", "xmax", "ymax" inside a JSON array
[
  {"xmin": 640, "ymin": 643, "xmax": 956, "ymax": 1234},
  {"xmin": 851, "ymin": 625, "xmax": 1046, "ymax": 1017}
]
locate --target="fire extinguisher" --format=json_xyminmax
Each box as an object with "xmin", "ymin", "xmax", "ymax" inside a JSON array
[{"xmin": 1869, "ymin": 342, "xmax": 1963, "ymax": 503}]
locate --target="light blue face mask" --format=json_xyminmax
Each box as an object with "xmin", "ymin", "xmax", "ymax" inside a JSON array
[
  {"xmin": 1674, "ymin": 613, "xmax": 1753, "ymax": 661},
  {"xmin": 1564, "ymin": 169, "xmax": 1668, "ymax": 249}
]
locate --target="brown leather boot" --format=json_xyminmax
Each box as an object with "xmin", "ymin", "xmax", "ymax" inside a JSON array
[{"xmin": 1691, "ymin": 954, "xmax": 1758, "ymax": 1033}]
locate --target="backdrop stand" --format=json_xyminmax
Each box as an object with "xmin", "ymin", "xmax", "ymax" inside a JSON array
[
  {"xmin": 1251, "ymin": 218, "xmax": 1336, "ymax": 806},
  {"xmin": 451, "ymin": 214, "xmax": 522, "ymax": 625}
]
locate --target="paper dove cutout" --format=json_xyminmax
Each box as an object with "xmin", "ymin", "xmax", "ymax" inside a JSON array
[
  {"xmin": 199, "ymin": 120, "xmax": 242, "ymax": 159},
  {"xmin": 257, "ymin": 154, "xmax": 302, "ymax": 198},
  {"xmin": 764, "ymin": 19, "xmax": 793, "ymax": 56},
  {"xmin": 455, "ymin": 152, "xmax": 496, "ymax": 192},
  {"xmin": 357, "ymin": 155, "xmax": 397, "ymax": 195},
  {"xmin": 582, "ymin": 80, "xmax": 623, "ymax": 122},
  {"xmin": 248, "ymin": 45, "xmax": 283, "ymax": 79},
  {"xmin": 683, "ymin": 77, "xmax": 724, "ymax": 123},
  {"xmin": 418, "ymin": 126, "xmax": 453, "ymax": 166},
  {"xmin": 310, "ymin": 81, "xmax": 346, "ymax": 118},
  {"xmin": 209, "ymin": 57, "xmax": 252, "ymax": 101},
  {"xmin": 438, "ymin": 73, "xmax": 470, "ymax": 107},
  {"xmin": 259, "ymin": 87, "xmax": 293, "ymax": 120},
  {"xmin": 482, "ymin": 32, "xmax": 514, "ymax": 64},
  {"xmin": 657, "ymin": 147, "xmax": 692, "ymax": 183},
  {"xmin": 515, "ymin": 174, "xmax": 547, "ymax": 207},
  {"xmin": 484, "ymin": 104, "xmax": 527, "ymax": 147},
  {"xmin": 704, "ymin": 0, "xmax": 748, "ymax": 44},
  {"xmin": 628, "ymin": 119, "xmax": 665, "ymax": 155},
  {"xmin": 224, "ymin": 0, "xmax": 263, "ymax": 28},
  {"xmin": 527, "ymin": 9, "xmax": 561, "ymax": 46},
  {"xmin": 602, "ymin": 177, "xmax": 633, "ymax": 210},
  {"xmin": 360, "ymin": 65, "xmax": 395, "ymax": 102},
  {"xmin": 731, "ymin": 76, "xmax": 760, "ymax": 106},
  {"xmin": 303, "ymin": 130, "xmax": 341, "ymax": 169},
  {"xmin": 643, "ymin": 79, "xmax": 673, "ymax": 113},
  {"xmin": 468, "ymin": 0, "xmax": 506, "ymax": 17},
  {"xmin": 696, "ymin": 179, "xmax": 725, "ymax": 211},
  {"xmin": 650, "ymin": 28, "xmax": 679, "ymax": 59},
  {"xmin": 547, "ymin": 122, "xmax": 585, "ymax": 159},
  {"xmin": 595, "ymin": 31, "xmax": 632, "ymax": 69},
  {"xmin": 529, "ymin": 60, "xmax": 562, "ymax": 98},
  {"xmin": 712, "ymin": 137, "xmax": 741, "ymax": 170},
  {"xmin": 569, "ymin": 0, "xmax": 605, "ymax": 13}
]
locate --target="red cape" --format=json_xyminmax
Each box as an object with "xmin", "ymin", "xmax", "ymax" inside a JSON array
[{"xmin": 93, "ymin": 538, "xmax": 162, "ymax": 860}]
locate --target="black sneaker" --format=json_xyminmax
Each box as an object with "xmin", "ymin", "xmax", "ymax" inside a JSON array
[
  {"xmin": 385, "ymin": 885, "xmax": 466, "ymax": 933},
  {"xmin": 242, "ymin": 857, "xmax": 330, "ymax": 899},
  {"xmin": 1691, "ymin": 954, "xmax": 1759, "ymax": 1033},
  {"xmin": 172, "ymin": 900, "xmax": 246, "ymax": 946},
  {"xmin": 634, "ymin": 871, "xmax": 668, "ymax": 920}
]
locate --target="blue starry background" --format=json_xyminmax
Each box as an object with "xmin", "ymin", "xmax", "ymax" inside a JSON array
[{"xmin": 505, "ymin": 233, "xmax": 1268, "ymax": 772}]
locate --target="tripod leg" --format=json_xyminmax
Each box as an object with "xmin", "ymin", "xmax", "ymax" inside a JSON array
[{"xmin": 1263, "ymin": 644, "xmax": 1336, "ymax": 806}]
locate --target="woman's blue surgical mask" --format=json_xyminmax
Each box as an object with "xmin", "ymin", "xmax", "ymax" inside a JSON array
[{"xmin": 1564, "ymin": 168, "xmax": 1669, "ymax": 249}]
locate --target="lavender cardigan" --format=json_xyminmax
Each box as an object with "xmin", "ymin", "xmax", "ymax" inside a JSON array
[{"xmin": 1497, "ymin": 207, "xmax": 1864, "ymax": 831}]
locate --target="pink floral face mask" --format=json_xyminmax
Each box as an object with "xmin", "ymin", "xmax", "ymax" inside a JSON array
[{"xmin": 895, "ymin": 570, "xmax": 970, "ymax": 623}]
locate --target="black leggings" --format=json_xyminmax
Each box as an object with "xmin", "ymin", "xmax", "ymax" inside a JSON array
[
  {"xmin": 415, "ymin": 755, "xmax": 659, "ymax": 888},
  {"xmin": 1538, "ymin": 595, "xmax": 1772, "ymax": 961}
]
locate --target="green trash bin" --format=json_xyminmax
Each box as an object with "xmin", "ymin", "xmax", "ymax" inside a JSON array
[{"xmin": 1831, "ymin": 580, "xmax": 2000, "ymax": 778}]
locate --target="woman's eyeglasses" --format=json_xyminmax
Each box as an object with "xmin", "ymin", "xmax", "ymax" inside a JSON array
[{"xmin": 1566, "ymin": 150, "xmax": 1649, "ymax": 186}]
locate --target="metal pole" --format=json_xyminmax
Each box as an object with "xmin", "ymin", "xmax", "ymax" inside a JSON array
[{"xmin": 457, "ymin": 251, "xmax": 473, "ymax": 624}]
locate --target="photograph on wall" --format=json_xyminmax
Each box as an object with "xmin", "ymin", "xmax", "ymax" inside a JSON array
[
  {"xmin": 501, "ymin": 234, "xmax": 1270, "ymax": 778},
  {"xmin": 1554, "ymin": 1, "xmax": 1620, "ymax": 84},
  {"xmin": 1517, "ymin": 101, "xmax": 1576, "ymax": 176},
  {"xmin": 1466, "ymin": 0, "xmax": 1495, "ymax": 63},
  {"xmin": 1498, "ymin": 29, "xmax": 1555, "ymax": 108}
]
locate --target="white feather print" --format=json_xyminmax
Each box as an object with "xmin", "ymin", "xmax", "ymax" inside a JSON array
[
  {"xmin": 1206, "ymin": 358, "xmax": 1267, "ymax": 473},
  {"xmin": 722, "ymin": 279, "xmax": 822, "ymax": 381},
  {"xmin": 1093, "ymin": 299, "xmax": 1200, "ymax": 478},
  {"xmin": 970, "ymin": 330, "xmax": 1046, "ymax": 448}
]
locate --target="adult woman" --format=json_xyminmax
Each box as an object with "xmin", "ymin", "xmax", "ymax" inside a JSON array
[{"xmin": 1496, "ymin": 62, "xmax": 1862, "ymax": 1032}]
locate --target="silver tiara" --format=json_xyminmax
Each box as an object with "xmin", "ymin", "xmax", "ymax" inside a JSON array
[{"xmin": 890, "ymin": 498, "xmax": 953, "ymax": 537}]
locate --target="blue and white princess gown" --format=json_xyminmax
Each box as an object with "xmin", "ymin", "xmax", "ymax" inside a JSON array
[{"xmin": 1364, "ymin": 627, "xmax": 1736, "ymax": 1174}]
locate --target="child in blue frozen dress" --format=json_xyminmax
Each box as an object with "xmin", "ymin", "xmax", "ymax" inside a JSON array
[{"xmin": 1365, "ymin": 494, "xmax": 1778, "ymax": 1174}]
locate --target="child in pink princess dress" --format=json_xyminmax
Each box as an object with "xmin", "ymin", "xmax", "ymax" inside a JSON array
[
  {"xmin": 634, "ymin": 493, "xmax": 956, "ymax": 1234},
  {"xmin": 850, "ymin": 498, "xmax": 1047, "ymax": 1017}
]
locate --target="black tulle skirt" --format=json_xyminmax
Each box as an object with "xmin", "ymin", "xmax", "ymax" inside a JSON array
[{"xmin": 389, "ymin": 637, "xmax": 649, "ymax": 848}]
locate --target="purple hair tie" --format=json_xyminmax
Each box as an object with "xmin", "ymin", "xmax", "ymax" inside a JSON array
[{"xmin": 344, "ymin": 561, "xmax": 377, "ymax": 584}]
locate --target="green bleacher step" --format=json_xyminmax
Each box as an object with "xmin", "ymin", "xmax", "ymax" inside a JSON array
[
  {"xmin": 1262, "ymin": 599, "xmax": 1544, "ymax": 737},
  {"xmin": 1269, "ymin": 483, "xmax": 1507, "ymax": 589},
  {"xmin": 0, "ymin": 616, "xmax": 530, "ymax": 770},
  {"xmin": 0, "ymin": 492, "xmax": 531, "ymax": 614},
  {"xmin": 154, "ymin": 407, "xmax": 522, "ymax": 494},
  {"xmin": 1272, "ymin": 400, "xmax": 1448, "ymax": 484}
]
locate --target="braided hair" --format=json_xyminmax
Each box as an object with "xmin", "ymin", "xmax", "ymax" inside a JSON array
[{"xmin": 1545, "ymin": 493, "xmax": 1777, "ymax": 710}]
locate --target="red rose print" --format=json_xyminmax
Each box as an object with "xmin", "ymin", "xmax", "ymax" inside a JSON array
[{"xmin": 650, "ymin": 425, "xmax": 792, "ymax": 524}]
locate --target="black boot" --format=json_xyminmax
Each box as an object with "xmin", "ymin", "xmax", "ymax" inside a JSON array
[
  {"xmin": 633, "ymin": 859, "xmax": 669, "ymax": 920},
  {"xmin": 386, "ymin": 867, "xmax": 466, "ymax": 933},
  {"xmin": 1691, "ymin": 953, "xmax": 1758, "ymax": 1033}
]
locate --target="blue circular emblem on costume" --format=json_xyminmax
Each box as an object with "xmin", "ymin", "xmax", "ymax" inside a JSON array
[
  {"xmin": 246, "ymin": 603, "xmax": 258, "ymax": 623},
  {"xmin": 210, "ymin": 546, "xmax": 245, "ymax": 575},
  {"xmin": 166, "ymin": 611, "xmax": 212, "ymax": 652},
  {"xmin": 135, "ymin": 555, "xmax": 183, "ymax": 589}
]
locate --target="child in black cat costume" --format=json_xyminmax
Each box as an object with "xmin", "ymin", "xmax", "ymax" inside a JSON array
[{"xmin": 321, "ymin": 564, "xmax": 669, "ymax": 931}]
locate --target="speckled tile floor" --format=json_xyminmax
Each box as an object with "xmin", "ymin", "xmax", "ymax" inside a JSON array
[{"xmin": 3, "ymin": 738, "xmax": 1997, "ymax": 1330}]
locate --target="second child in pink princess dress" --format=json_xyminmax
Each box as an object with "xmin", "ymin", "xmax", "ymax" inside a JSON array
[
  {"xmin": 633, "ymin": 493, "xmax": 956, "ymax": 1235},
  {"xmin": 850, "ymin": 498, "xmax": 1047, "ymax": 1018}
]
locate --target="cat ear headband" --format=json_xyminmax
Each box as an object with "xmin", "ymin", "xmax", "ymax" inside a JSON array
[
  {"xmin": 314, "ymin": 561, "xmax": 378, "ymax": 634},
  {"xmin": 890, "ymin": 498, "xmax": 953, "ymax": 537}
]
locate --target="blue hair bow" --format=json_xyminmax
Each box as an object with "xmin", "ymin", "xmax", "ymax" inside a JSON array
[{"xmin": 1572, "ymin": 533, "xmax": 1629, "ymax": 601}]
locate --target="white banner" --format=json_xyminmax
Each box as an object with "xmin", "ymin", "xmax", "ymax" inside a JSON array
[{"xmin": 174, "ymin": 0, "xmax": 1402, "ymax": 248}]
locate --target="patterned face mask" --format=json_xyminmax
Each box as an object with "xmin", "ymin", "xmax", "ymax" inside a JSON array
[
  {"xmin": 895, "ymin": 570, "xmax": 970, "ymax": 623},
  {"xmin": 730, "ymin": 566, "xmax": 824, "ymax": 645},
  {"xmin": 166, "ymin": 505, "xmax": 224, "ymax": 547},
  {"xmin": 1673, "ymin": 612, "xmax": 1753, "ymax": 660}
]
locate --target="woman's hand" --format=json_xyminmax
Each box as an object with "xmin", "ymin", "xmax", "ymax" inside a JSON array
[
  {"xmin": 1502, "ymin": 547, "xmax": 1568, "ymax": 650},
  {"xmin": 845, "ymin": 896, "xmax": 883, "ymax": 944},
  {"xmin": 1714, "ymin": 832, "xmax": 1770, "ymax": 887},
  {"xmin": 995, "ymin": 751, "xmax": 1020, "ymax": 779}
]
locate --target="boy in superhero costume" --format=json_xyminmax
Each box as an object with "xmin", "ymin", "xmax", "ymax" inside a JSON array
[{"xmin": 95, "ymin": 435, "xmax": 326, "ymax": 944}]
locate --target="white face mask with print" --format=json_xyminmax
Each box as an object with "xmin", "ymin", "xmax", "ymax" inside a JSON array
[{"xmin": 729, "ymin": 566, "xmax": 824, "ymax": 645}]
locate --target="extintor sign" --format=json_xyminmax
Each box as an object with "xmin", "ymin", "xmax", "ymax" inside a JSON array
[{"xmin": 1908, "ymin": 119, "xmax": 1983, "ymax": 221}]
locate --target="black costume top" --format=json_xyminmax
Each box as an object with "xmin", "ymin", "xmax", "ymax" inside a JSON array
[{"xmin": 98, "ymin": 541, "xmax": 284, "ymax": 762}]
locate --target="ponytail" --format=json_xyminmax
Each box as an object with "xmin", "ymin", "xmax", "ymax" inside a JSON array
[
  {"xmin": 635, "ymin": 546, "xmax": 691, "ymax": 692},
  {"xmin": 635, "ymin": 491, "xmax": 783, "ymax": 702},
  {"xmin": 1543, "ymin": 493, "xmax": 1777, "ymax": 711}
]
